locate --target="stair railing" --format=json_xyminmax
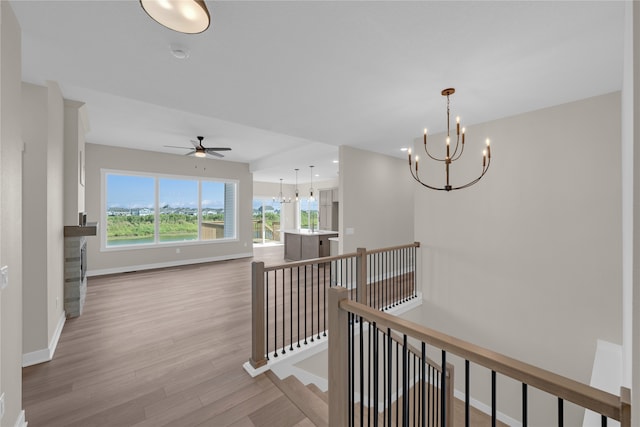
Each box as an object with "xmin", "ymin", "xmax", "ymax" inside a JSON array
[
  {"xmin": 328, "ymin": 286, "xmax": 631, "ymax": 427},
  {"xmin": 249, "ymin": 242, "xmax": 420, "ymax": 369}
]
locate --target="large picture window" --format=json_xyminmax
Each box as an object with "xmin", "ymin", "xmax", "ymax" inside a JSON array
[{"xmin": 103, "ymin": 170, "xmax": 237, "ymax": 249}]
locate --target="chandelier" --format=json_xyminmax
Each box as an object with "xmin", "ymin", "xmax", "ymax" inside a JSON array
[
  {"xmin": 273, "ymin": 178, "xmax": 292, "ymax": 204},
  {"xmin": 408, "ymin": 88, "xmax": 491, "ymax": 191}
]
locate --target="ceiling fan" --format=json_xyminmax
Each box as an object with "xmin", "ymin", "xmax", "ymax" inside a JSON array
[{"xmin": 165, "ymin": 136, "xmax": 232, "ymax": 158}]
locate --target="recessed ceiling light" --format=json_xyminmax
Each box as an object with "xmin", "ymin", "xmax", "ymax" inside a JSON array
[
  {"xmin": 332, "ymin": 160, "xmax": 339, "ymax": 164},
  {"xmin": 170, "ymin": 46, "xmax": 190, "ymax": 59},
  {"xmin": 400, "ymin": 147, "xmax": 408, "ymax": 152}
]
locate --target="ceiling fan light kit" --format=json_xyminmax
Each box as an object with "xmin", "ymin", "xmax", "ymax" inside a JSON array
[
  {"xmin": 165, "ymin": 135, "xmax": 231, "ymax": 159},
  {"xmin": 140, "ymin": 0, "xmax": 211, "ymax": 34}
]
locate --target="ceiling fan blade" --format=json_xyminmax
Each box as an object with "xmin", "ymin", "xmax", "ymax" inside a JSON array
[
  {"xmin": 184, "ymin": 150, "xmax": 196, "ymax": 156},
  {"xmin": 164, "ymin": 145, "xmax": 192, "ymax": 149},
  {"xmin": 204, "ymin": 147, "xmax": 231, "ymax": 152},
  {"xmin": 190, "ymin": 139, "xmax": 201, "ymax": 149},
  {"xmin": 206, "ymin": 151, "xmax": 224, "ymax": 158}
]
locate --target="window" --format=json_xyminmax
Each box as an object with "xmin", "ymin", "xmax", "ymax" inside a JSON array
[
  {"xmin": 104, "ymin": 170, "xmax": 237, "ymax": 249},
  {"xmin": 253, "ymin": 198, "xmax": 282, "ymax": 244},
  {"xmin": 300, "ymin": 197, "xmax": 318, "ymax": 231}
]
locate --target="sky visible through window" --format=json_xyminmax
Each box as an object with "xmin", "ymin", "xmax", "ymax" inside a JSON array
[{"xmin": 107, "ymin": 175, "xmax": 225, "ymax": 209}]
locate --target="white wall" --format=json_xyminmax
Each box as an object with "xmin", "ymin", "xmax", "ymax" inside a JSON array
[
  {"xmin": 339, "ymin": 146, "xmax": 414, "ymax": 253},
  {"xmin": 414, "ymin": 92, "xmax": 622, "ymax": 425},
  {"xmin": 85, "ymin": 143, "xmax": 254, "ymax": 274},
  {"xmin": 0, "ymin": 2, "xmax": 24, "ymax": 425},
  {"xmin": 63, "ymin": 100, "xmax": 88, "ymax": 226},
  {"xmin": 21, "ymin": 82, "xmax": 65, "ymax": 363}
]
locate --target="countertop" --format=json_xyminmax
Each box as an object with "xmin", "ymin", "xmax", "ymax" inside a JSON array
[{"xmin": 283, "ymin": 229, "xmax": 338, "ymax": 236}]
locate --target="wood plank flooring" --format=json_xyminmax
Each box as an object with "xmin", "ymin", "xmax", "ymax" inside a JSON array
[
  {"xmin": 23, "ymin": 246, "xmax": 309, "ymax": 427},
  {"xmin": 23, "ymin": 244, "xmax": 498, "ymax": 427}
]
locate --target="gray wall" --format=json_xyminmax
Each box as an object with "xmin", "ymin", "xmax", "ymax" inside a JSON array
[
  {"xmin": 0, "ymin": 2, "xmax": 24, "ymax": 425},
  {"xmin": 414, "ymin": 92, "xmax": 622, "ymax": 425},
  {"xmin": 85, "ymin": 143, "xmax": 254, "ymax": 275},
  {"xmin": 339, "ymin": 146, "xmax": 414, "ymax": 253},
  {"xmin": 21, "ymin": 82, "xmax": 65, "ymax": 359}
]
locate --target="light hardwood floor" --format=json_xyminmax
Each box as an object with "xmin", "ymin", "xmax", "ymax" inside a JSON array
[
  {"xmin": 22, "ymin": 245, "xmax": 315, "ymax": 427},
  {"xmin": 23, "ymin": 245, "xmax": 498, "ymax": 427}
]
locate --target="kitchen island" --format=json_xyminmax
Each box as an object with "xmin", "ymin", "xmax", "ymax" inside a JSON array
[{"xmin": 283, "ymin": 229, "xmax": 339, "ymax": 261}]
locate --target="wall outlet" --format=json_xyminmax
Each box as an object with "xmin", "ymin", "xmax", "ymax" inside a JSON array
[
  {"xmin": 176, "ymin": 248, "xmax": 181, "ymax": 254},
  {"xmin": 0, "ymin": 265, "xmax": 8, "ymax": 291},
  {"xmin": 0, "ymin": 392, "xmax": 5, "ymax": 420},
  {"xmin": 56, "ymin": 296, "xmax": 60, "ymax": 309},
  {"xmin": 346, "ymin": 227, "xmax": 355, "ymax": 235}
]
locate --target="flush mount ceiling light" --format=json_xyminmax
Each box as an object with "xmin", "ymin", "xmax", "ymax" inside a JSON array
[
  {"xmin": 140, "ymin": 0, "xmax": 211, "ymax": 34},
  {"xmin": 408, "ymin": 88, "xmax": 492, "ymax": 192}
]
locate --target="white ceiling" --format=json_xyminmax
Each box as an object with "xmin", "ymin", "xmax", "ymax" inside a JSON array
[{"xmin": 11, "ymin": 0, "xmax": 625, "ymax": 183}]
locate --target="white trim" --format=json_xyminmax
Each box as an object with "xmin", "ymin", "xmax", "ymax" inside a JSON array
[
  {"xmin": 13, "ymin": 409, "xmax": 27, "ymax": 427},
  {"xmin": 22, "ymin": 311, "xmax": 66, "ymax": 367},
  {"xmin": 87, "ymin": 252, "xmax": 253, "ymax": 277},
  {"xmin": 453, "ymin": 389, "xmax": 520, "ymax": 427}
]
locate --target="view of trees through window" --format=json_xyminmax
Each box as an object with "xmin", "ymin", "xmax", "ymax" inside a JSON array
[
  {"xmin": 253, "ymin": 198, "xmax": 281, "ymax": 244},
  {"xmin": 105, "ymin": 171, "xmax": 236, "ymax": 247}
]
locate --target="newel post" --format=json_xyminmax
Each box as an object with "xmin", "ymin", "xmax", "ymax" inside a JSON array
[
  {"xmin": 356, "ymin": 247, "xmax": 368, "ymax": 306},
  {"xmin": 250, "ymin": 261, "xmax": 267, "ymax": 369},
  {"xmin": 620, "ymin": 386, "xmax": 631, "ymax": 427},
  {"xmin": 328, "ymin": 286, "xmax": 349, "ymax": 426}
]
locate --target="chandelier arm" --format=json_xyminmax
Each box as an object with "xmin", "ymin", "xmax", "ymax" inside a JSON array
[
  {"xmin": 423, "ymin": 141, "xmax": 447, "ymax": 162},
  {"xmin": 450, "ymin": 158, "xmax": 491, "ymax": 191},
  {"xmin": 409, "ymin": 164, "xmax": 450, "ymax": 191},
  {"xmin": 450, "ymin": 134, "xmax": 465, "ymax": 161}
]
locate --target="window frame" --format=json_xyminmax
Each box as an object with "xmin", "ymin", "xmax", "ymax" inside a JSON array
[{"xmin": 100, "ymin": 169, "xmax": 239, "ymax": 251}]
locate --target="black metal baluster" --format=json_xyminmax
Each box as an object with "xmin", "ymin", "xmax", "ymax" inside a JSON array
[
  {"xmin": 428, "ymin": 365, "xmax": 432, "ymax": 427},
  {"xmin": 323, "ymin": 262, "xmax": 327, "ymax": 337},
  {"xmin": 421, "ymin": 343, "xmax": 426, "ymax": 427},
  {"xmin": 289, "ymin": 268, "xmax": 293, "ymax": 351},
  {"xmin": 383, "ymin": 329, "xmax": 387, "ymax": 427},
  {"xmin": 601, "ymin": 415, "xmax": 607, "ymax": 427},
  {"xmin": 413, "ymin": 352, "xmax": 417, "ymax": 427},
  {"xmin": 304, "ymin": 265, "xmax": 308, "ymax": 345},
  {"xmin": 491, "ymin": 370, "xmax": 496, "ymax": 427},
  {"xmin": 373, "ymin": 323, "xmax": 379, "ymax": 427},
  {"xmin": 413, "ymin": 246, "xmax": 417, "ymax": 298},
  {"xmin": 282, "ymin": 269, "xmax": 286, "ymax": 354},
  {"xmin": 403, "ymin": 335, "xmax": 409, "ymax": 426},
  {"xmin": 387, "ymin": 329, "xmax": 392, "ymax": 427},
  {"xmin": 558, "ymin": 398, "xmax": 564, "ymax": 427},
  {"xmin": 297, "ymin": 266, "xmax": 301, "ymax": 348},
  {"xmin": 465, "ymin": 360, "xmax": 470, "ymax": 427},
  {"xmin": 349, "ymin": 313, "xmax": 353, "ymax": 426},
  {"xmin": 317, "ymin": 264, "xmax": 321, "ymax": 339},
  {"xmin": 360, "ymin": 316, "xmax": 364, "ymax": 425},
  {"xmin": 273, "ymin": 271, "xmax": 278, "ymax": 358},
  {"xmin": 266, "ymin": 271, "xmax": 269, "ymax": 360},
  {"xmin": 310, "ymin": 264, "xmax": 314, "ymax": 343},
  {"xmin": 522, "ymin": 383, "xmax": 527, "ymax": 427},
  {"xmin": 368, "ymin": 322, "xmax": 372, "ymax": 427},
  {"xmin": 441, "ymin": 351, "xmax": 446, "ymax": 427},
  {"xmin": 395, "ymin": 342, "xmax": 399, "ymax": 427}
]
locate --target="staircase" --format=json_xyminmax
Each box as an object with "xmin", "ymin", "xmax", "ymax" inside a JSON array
[{"xmin": 265, "ymin": 371, "xmax": 329, "ymax": 427}]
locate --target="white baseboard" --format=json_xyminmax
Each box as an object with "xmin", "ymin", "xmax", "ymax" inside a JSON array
[
  {"xmin": 14, "ymin": 410, "xmax": 27, "ymax": 427},
  {"xmin": 87, "ymin": 252, "xmax": 253, "ymax": 277},
  {"xmin": 22, "ymin": 311, "xmax": 66, "ymax": 367}
]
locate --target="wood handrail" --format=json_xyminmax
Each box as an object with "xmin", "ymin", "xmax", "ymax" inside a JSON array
[
  {"xmin": 340, "ymin": 298, "xmax": 627, "ymax": 421},
  {"xmin": 263, "ymin": 241, "xmax": 421, "ymax": 272}
]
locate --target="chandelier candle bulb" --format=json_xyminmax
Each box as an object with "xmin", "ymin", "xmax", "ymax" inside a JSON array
[
  {"xmin": 486, "ymin": 138, "xmax": 491, "ymax": 158},
  {"xmin": 456, "ymin": 116, "xmax": 460, "ymax": 135},
  {"xmin": 424, "ymin": 128, "xmax": 427, "ymax": 145},
  {"xmin": 462, "ymin": 128, "xmax": 466, "ymax": 144}
]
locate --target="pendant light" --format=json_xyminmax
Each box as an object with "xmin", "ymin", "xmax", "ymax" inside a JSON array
[
  {"xmin": 140, "ymin": 0, "xmax": 211, "ymax": 34},
  {"xmin": 294, "ymin": 168, "xmax": 300, "ymax": 201},
  {"xmin": 309, "ymin": 166, "xmax": 315, "ymax": 201}
]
